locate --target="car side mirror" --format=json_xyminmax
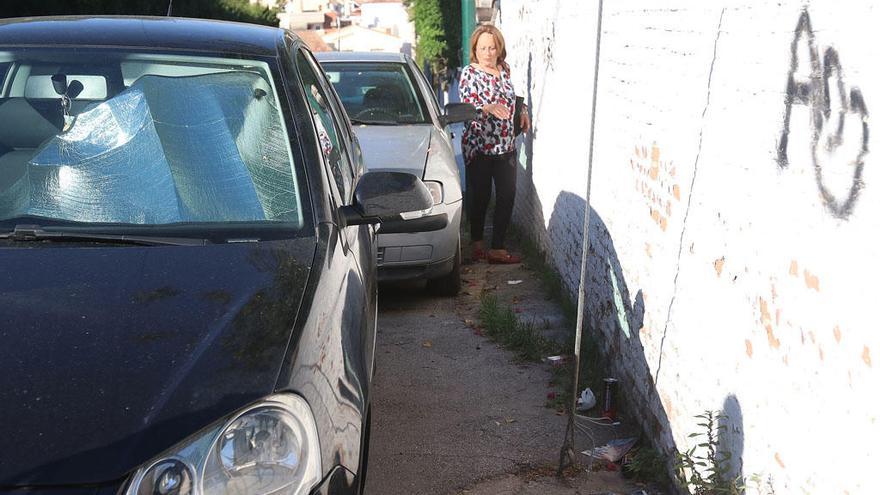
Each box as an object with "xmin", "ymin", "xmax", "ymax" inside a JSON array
[
  {"xmin": 341, "ymin": 171, "xmax": 448, "ymax": 233},
  {"xmin": 441, "ymin": 102, "xmax": 477, "ymax": 126}
]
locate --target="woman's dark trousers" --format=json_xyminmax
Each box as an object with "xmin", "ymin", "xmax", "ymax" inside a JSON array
[{"xmin": 467, "ymin": 152, "xmax": 517, "ymax": 250}]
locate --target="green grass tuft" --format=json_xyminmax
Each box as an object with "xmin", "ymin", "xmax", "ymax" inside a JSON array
[
  {"xmin": 508, "ymin": 228, "xmax": 610, "ymax": 409},
  {"xmin": 478, "ymin": 293, "xmax": 561, "ymax": 362}
]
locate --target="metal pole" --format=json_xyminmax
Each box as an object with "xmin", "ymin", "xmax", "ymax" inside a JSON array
[
  {"xmin": 461, "ymin": 0, "xmax": 475, "ymax": 65},
  {"xmin": 558, "ymin": 0, "xmax": 604, "ymax": 475}
]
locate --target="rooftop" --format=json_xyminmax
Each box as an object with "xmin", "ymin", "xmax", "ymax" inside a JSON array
[{"xmin": 295, "ymin": 30, "xmax": 332, "ymax": 52}]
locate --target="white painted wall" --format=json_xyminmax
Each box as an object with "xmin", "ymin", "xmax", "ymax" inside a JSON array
[{"xmin": 495, "ymin": 0, "xmax": 879, "ymax": 493}]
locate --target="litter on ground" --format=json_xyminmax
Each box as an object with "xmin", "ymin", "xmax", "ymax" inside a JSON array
[{"xmin": 581, "ymin": 437, "xmax": 638, "ymax": 462}]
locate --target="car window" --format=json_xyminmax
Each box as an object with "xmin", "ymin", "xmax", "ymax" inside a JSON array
[
  {"xmin": 409, "ymin": 60, "xmax": 442, "ymax": 118},
  {"xmin": 321, "ymin": 62, "xmax": 430, "ymax": 125},
  {"xmin": 295, "ymin": 50, "xmax": 353, "ymax": 202},
  {"xmin": 0, "ymin": 62, "xmax": 10, "ymax": 95},
  {"xmin": 0, "ymin": 48, "xmax": 305, "ymax": 233}
]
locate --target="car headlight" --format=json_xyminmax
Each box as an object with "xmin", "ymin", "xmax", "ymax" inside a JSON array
[
  {"xmin": 126, "ymin": 394, "xmax": 321, "ymax": 495},
  {"xmin": 424, "ymin": 181, "xmax": 443, "ymax": 205}
]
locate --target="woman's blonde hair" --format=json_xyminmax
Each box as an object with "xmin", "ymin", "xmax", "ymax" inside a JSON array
[{"xmin": 469, "ymin": 24, "xmax": 507, "ymax": 68}]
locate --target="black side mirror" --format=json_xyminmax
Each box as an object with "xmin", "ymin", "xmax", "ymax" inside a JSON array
[
  {"xmin": 341, "ymin": 171, "xmax": 447, "ymax": 233},
  {"xmin": 441, "ymin": 102, "xmax": 477, "ymax": 126}
]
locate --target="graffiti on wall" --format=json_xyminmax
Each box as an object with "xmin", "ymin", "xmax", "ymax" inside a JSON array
[
  {"xmin": 777, "ymin": 10, "xmax": 869, "ymax": 219},
  {"xmin": 630, "ymin": 142, "xmax": 680, "ymax": 231}
]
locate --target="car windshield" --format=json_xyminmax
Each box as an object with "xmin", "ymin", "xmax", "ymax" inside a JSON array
[
  {"xmin": 0, "ymin": 48, "xmax": 306, "ymax": 236},
  {"xmin": 322, "ymin": 62, "xmax": 430, "ymax": 125}
]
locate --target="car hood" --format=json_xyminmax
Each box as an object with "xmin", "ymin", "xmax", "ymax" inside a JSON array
[
  {"xmin": 0, "ymin": 239, "xmax": 315, "ymax": 486},
  {"xmin": 353, "ymin": 124, "xmax": 431, "ymax": 177}
]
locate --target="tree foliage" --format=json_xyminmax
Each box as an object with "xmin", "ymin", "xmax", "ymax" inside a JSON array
[
  {"xmin": 2, "ymin": 0, "xmax": 279, "ymax": 26},
  {"xmin": 405, "ymin": 0, "xmax": 460, "ymax": 88}
]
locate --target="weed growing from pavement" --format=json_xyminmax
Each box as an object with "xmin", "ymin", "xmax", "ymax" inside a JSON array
[
  {"xmin": 509, "ymin": 228, "xmax": 608, "ymax": 404},
  {"xmin": 478, "ymin": 292, "xmax": 561, "ymax": 362},
  {"xmin": 623, "ymin": 446, "xmax": 668, "ymax": 486},
  {"xmin": 544, "ymin": 364, "xmax": 570, "ymax": 411},
  {"xmin": 675, "ymin": 411, "xmax": 743, "ymax": 495}
]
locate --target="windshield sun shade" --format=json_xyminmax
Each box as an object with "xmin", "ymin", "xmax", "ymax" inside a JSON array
[{"xmin": 0, "ymin": 71, "xmax": 301, "ymax": 227}]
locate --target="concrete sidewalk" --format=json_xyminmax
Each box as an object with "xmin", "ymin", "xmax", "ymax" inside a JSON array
[
  {"xmin": 454, "ymin": 254, "xmax": 654, "ymax": 494},
  {"xmin": 365, "ymin": 244, "xmax": 658, "ymax": 494}
]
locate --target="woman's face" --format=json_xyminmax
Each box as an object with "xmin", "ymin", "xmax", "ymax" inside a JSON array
[{"xmin": 475, "ymin": 32, "xmax": 498, "ymax": 67}]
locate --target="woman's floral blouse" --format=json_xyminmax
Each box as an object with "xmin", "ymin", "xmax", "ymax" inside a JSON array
[{"xmin": 459, "ymin": 64, "xmax": 516, "ymax": 163}]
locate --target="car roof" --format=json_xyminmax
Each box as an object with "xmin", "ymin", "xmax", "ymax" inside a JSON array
[
  {"xmin": 0, "ymin": 16, "xmax": 286, "ymax": 57},
  {"xmin": 315, "ymin": 51, "xmax": 408, "ymax": 63}
]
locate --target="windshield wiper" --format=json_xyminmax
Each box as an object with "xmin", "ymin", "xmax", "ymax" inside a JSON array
[{"xmin": 0, "ymin": 225, "xmax": 211, "ymax": 246}]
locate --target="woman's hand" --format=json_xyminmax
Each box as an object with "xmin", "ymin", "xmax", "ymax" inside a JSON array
[
  {"xmin": 483, "ymin": 103, "xmax": 510, "ymax": 120},
  {"xmin": 520, "ymin": 111, "xmax": 530, "ymax": 134}
]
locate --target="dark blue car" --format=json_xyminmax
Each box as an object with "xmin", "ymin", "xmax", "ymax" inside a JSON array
[{"xmin": 0, "ymin": 16, "xmax": 438, "ymax": 495}]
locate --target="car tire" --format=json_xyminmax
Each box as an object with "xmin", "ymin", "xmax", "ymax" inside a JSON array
[{"xmin": 426, "ymin": 239, "xmax": 461, "ymax": 297}]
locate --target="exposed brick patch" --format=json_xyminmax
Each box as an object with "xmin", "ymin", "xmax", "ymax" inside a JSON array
[
  {"xmin": 863, "ymin": 346, "xmax": 872, "ymax": 367},
  {"xmin": 834, "ymin": 325, "xmax": 842, "ymax": 343},
  {"xmin": 760, "ymin": 298, "xmax": 780, "ymax": 348},
  {"xmin": 745, "ymin": 339, "xmax": 753, "ymax": 358},
  {"xmin": 714, "ymin": 257, "xmax": 725, "ymax": 277},
  {"xmin": 804, "ymin": 270, "xmax": 820, "ymax": 291},
  {"xmin": 775, "ymin": 452, "xmax": 786, "ymax": 469}
]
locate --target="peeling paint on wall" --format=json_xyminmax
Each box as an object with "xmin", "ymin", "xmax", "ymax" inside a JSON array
[
  {"xmin": 759, "ymin": 297, "xmax": 781, "ymax": 349},
  {"xmin": 775, "ymin": 452, "xmax": 786, "ymax": 469},
  {"xmin": 500, "ymin": 2, "xmax": 878, "ymax": 492},
  {"xmin": 714, "ymin": 257, "xmax": 725, "ymax": 277},
  {"xmin": 804, "ymin": 270, "xmax": 820, "ymax": 291}
]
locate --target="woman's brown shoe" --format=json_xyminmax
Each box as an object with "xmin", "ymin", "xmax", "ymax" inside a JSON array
[
  {"xmin": 471, "ymin": 241, "xmax": 486, "ymax": 262},
  {"xmin": 487, "ymin": 249, "xmax": 521, "ymax": 264}
]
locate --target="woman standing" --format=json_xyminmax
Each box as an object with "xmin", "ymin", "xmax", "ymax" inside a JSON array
[{"xmin": 460, "ymin": 24, "xmax": 530, "ymax": 264}]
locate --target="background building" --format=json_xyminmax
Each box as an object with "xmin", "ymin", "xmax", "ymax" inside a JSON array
[
  {"xmin": 321, "ymin": 24, "xmax": 409, "ymax": 54},
  {"xmin": 277, "ymin": 0, "xmax": 330, "ymax": 30},
  {"xmin": 278, "ymin": 0, "xmax": 414, "ymax": 54},
  {"xmin": 359, "ymin": 0, "xmax": 414, "ymax": 47}
]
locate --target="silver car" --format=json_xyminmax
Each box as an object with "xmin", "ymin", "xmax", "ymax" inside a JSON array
[{"xmin": 316, "ymin": 52, "xmax": 474, "ymax": 295}]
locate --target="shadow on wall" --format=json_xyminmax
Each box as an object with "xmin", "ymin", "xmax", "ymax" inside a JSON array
[
  {"xmin": 505, "ymin": 1, "xmax": 747, "ymax": 484},
  {"xmin": 721, "ymin": 394, "xmax": 744, "ymax": 485},
  {"xmin": 514, "ymin": 174, "xmax": 747, "ymax": 485},
  {"xmin": 549, "ymin": 191, "xmax": 675, "ymax": 452}
]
